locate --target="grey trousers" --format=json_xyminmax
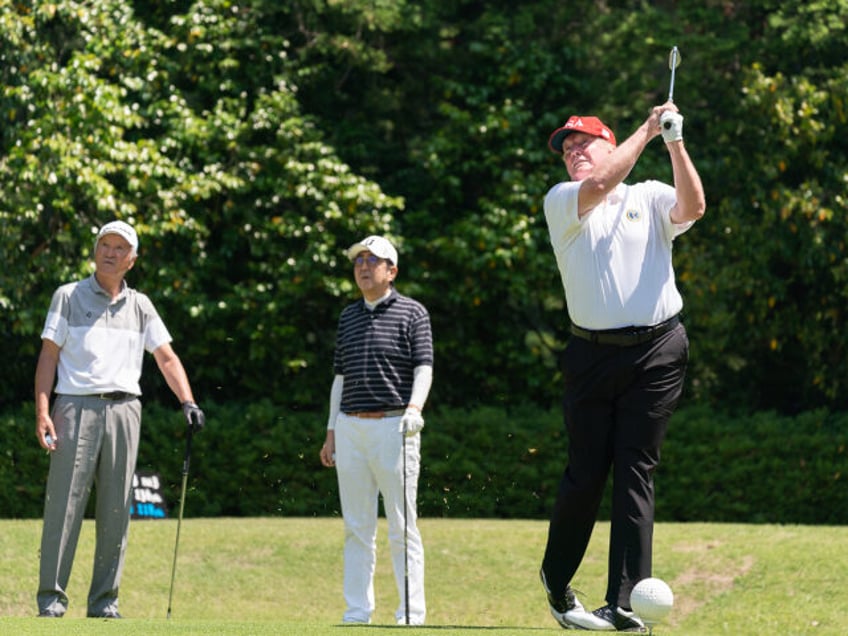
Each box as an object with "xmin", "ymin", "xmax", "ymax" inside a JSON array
[{"xmin": 37, "ymin": 394, "xmax": 141, "ymax": 616}]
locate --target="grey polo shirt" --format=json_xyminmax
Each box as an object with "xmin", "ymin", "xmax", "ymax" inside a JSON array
[{"xmin": 41, "ymin": 275, "xmax": 172, "ymax": 395}]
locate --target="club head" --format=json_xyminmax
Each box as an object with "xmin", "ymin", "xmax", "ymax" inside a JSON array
[{"xmin": 668, "ymin": 46, "xmax": 681, "ymax": 71}]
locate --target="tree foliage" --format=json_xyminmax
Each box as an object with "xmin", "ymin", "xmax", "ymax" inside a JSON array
[{"xmin": 3, "ymin": 0, "xmax": 848, "ymax": 416}]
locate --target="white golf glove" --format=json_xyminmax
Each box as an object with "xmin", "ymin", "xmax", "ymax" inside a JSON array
[
  {"xmin": 400, "ymin": 407, "xmax": 425, "ymax": 437},
  {"xmin": 660, "ymin": 111, "xmax": 684, "ymax": 143}
]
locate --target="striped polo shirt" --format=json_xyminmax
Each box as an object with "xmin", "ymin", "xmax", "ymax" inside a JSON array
[
  {"xmin": 334, "ymin": 289, "xmax": 433, "ymax": 413},
  {"xmin": 41, "ymin": 275, "xmax": 172, "ymax": 396}
]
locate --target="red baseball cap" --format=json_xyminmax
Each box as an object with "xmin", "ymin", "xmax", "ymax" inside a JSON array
[{"xmin": 548, "ymin": 116, "xmax": 617, "ymax": 154}]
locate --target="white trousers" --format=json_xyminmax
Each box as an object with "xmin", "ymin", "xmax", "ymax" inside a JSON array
[{"xmin": 335, "ymin": 413, "xmax": 425, "ymax": 625}]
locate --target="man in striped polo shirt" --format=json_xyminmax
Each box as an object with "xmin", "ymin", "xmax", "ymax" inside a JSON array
[
  {"xmin": 34, "ymin": 220, "xmax": 205, "ymax": 619},
  {"xmin": 319, "ymin": 235, "xmax": 434, "ymax": 626}
]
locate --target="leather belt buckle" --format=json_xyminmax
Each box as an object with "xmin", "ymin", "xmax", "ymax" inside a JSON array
[
  {"xmin": 346, "ymin": 409, "xmax": 405, "ymax": 419},
  {"xmin": 96, "ymin": 391, "xmax": 132, "ymax": 400},
  {"xmin": 571, "ymin": 315, "xmax": 680, "ymax": 347}
]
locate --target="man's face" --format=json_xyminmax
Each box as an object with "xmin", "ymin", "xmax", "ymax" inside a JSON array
[
  {"xmin": 94, "ymin": 234, "xmax": 136, "ymax": 278},
  {"xmin": 561, "ymin": 132, "xmax": 612, "ymax": 180},
  {"xmin": 353, "ymin": 250, "xmax": 396, "ymax": 300}
]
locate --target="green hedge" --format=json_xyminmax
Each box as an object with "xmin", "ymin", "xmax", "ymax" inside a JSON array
[{"xmin": 2, "ymin": 401, "xmax": 846, "ymax": 523}]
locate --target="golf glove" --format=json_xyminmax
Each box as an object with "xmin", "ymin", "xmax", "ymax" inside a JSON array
[
  {"xmin": 182, "ymin": 401, "xmax": 206, "ymax": 432},
  {"xmin": 400, "ymin": 407, "xmax": 425, "ymax": 437},
  {"xmin": 660, "ymin": 111, "xmax": 684, "ymax": 143}
]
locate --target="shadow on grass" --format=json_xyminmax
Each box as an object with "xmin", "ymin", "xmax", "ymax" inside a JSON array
[{"xmin": 334, "ymin": 626, "xmax": 550, "ymax": 631}]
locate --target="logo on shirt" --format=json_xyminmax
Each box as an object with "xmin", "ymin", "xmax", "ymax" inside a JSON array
[{"xmin": 626, "ymin": 208, "xmax": 642, "ymax": 222}]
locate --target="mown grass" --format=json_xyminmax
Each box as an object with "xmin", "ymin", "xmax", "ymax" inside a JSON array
[{"xmin": 1, "ymin": 517, "xmax": 845, "ymax": 634}]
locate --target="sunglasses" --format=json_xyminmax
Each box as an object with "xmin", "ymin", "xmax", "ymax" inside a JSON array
[{"xmin": 354, "ymin": 255, "xmax": 383, "ymax": 266}]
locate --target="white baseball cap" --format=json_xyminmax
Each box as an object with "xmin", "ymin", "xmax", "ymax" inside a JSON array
[
  {"xmin": 346, "ymin": 235, "xmax": 398, "ymax": 265},
  {"xmin": 96, "ymin": 220, "xmax": 138, "ymax": 253}
]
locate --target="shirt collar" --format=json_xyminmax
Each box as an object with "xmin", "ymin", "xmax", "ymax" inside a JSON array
[
  {"xmin": 88, "ymin": 274, "xmax": 127, "ymax": 301},
  {"xmin": 363, "ymin": 287, "xmax": 396, "ymax": 311}
]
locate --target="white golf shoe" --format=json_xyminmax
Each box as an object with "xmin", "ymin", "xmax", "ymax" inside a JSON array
[
  {"xmin": 564, "ymin": 603, "xmax": 646, "ymax": 632},
  {"xmin": 540, "ymin": 568, "xmax": 595, "ymax": 629}
]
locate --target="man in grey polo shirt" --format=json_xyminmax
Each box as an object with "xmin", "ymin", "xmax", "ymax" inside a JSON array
[{"xmin": 34, "ymin": 220, "xmax": 205, "ymax": 619}]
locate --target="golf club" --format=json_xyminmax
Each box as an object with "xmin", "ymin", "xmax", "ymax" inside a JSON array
[
  {"xmin": 667, "ymin": 45, "xmax": 681, "ymax": 102},
  {"xmin": 402, "ymin": 426, "xmax": 410, "ymax": 625},
  {"xmin": 166, "ymin": 425, "xmax": 194, "ymax": 619}
]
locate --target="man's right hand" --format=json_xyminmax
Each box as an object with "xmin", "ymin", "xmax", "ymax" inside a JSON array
[
  {"xmin": 36, "ymin": 413, "xmax": 57, "ymax": 451},
  {"xmin": 320, "ymin": 431, "xmax": 336, "ymax": 467}
]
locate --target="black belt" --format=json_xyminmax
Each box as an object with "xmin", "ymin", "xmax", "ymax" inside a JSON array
[
  {"xmin": 86, "ymin": 391, "xmax": 136, "ymax": 401},
  {"xmin": 570, "ymin": 315, "xmax": 680, "ymax": 347}
]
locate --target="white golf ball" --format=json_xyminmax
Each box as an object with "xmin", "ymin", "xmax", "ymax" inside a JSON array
[{"xmin": 630, "ymin": 577, "xmax": 673, "ymax": 624}]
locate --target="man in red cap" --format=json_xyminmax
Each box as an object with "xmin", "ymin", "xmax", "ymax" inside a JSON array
[{"xmin": 539, "ymin": 104, "xmax": 705, "ymax": 631}]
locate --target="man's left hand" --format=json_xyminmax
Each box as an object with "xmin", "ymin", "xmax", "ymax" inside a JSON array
[
  {"xmin": 400, "ymin": 407, "xmax": 424, "ymax": 437},
  {"xmin": 182, "ymin": 401, "xmax": 206, "ymax": 432},
  {"xmin": 660, "ymin": 111, "xmax": 684, "ymax": 142}
]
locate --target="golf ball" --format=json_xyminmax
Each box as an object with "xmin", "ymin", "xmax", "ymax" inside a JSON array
[{"xmin": 630, "ymin": 577, "xmax": 673, "ymax": 624}]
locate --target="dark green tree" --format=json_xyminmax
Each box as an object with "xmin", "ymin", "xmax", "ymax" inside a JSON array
[
  {"xmin": 0, "ymin": 0, "xmax": 401, "ymax": 409},
  {"xmin": 3, "ymin": 0, "xmax": 848, "ymax": 417}
]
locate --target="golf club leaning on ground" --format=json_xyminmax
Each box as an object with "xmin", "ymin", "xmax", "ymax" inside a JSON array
[
  {"xmin": 402, "ymin": 424, "xmax": 410, "ymax": 626},
  {"xmin": 167, "ymin": 424, "xmax": 194, "ymax": 619}
]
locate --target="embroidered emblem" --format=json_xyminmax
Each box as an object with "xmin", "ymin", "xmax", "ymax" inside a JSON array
[{"xmin": 626, "ymin": 209, "xmax": 642, "ymax": 222}]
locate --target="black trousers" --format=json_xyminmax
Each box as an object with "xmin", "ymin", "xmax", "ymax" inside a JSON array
[{"xmin": 541, "ymin": 322, "xmax": 688, "ymax": 608}]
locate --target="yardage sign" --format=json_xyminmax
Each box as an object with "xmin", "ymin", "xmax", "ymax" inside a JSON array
[{"xmin": 131, "ymin": 471, "xmax": 168, "ymax": 519}]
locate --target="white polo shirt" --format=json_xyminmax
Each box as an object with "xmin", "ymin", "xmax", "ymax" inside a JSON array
[
  {"xmin": 41, "ymin": 275, "xmax": 172, "ymax": 395},
  {"xmin": 544, "ymin": 180, "xmax": 694, "ymax": 330}
]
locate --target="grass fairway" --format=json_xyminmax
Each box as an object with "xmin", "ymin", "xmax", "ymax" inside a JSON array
[{"xmin": 1, "ymin": 517, "xmax": 845, "ymax": 634}]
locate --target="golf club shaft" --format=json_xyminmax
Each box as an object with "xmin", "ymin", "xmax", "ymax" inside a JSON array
[
  {"xmin": 167, "ymin": 427, "xmax": 193, "ymax": 619},
  {"xmin": 668, "ymin": 46, "xmax": 679, "ymax": 102}
]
